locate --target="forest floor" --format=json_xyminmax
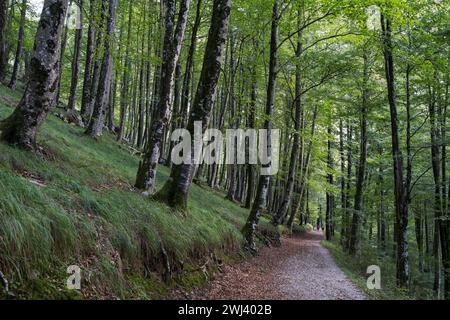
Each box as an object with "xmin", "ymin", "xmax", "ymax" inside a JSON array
[{"xmin": 184, "ymin": 231, "xmax": 367, "ymax": 300}]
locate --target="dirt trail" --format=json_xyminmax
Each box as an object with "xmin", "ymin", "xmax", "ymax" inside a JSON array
[{"xmin": 190, "ymin": 231, "xmax": 367, "ymax": 300}]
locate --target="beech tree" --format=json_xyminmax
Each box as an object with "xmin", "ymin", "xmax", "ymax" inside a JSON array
[
  {"xmin": 85, "ymin": 0, "xmax": 118, "ymax": 138},
  {"xmin": 243, "ymin": 0, "xmax": 278, "ymax": 251},
  {"xmin": 0, "ymin": 0, "xmax": 69, "ymax": 149},
  {"xmin": 154, "ymin": 0, "xmax": 231, "ymax": 209},
  {"xmin": 8, "ymin": 0, "xmax": 27, "ymax": 90},
  {"xmin": 0, "ymin": 0, "xmax": 8, "ymax": 82},
  {"xmin": 135, "ymin": 0, "xmax": 191, "ymax": 193}
]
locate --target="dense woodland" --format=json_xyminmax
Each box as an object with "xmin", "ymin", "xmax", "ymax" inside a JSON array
[{"xmin": 0, "ymin": 0, "xmax": 449, "ymax": 300}]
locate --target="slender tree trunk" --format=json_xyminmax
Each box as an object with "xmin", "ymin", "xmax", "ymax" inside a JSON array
[
  {"xmin": 287, "ymin": 106, "xmax": 318, "ymax": 229},
  {"xmin": 137, "ymin": 12, "xmax": 147, "ymax": 149},
  {"xmin": 349, "ymin": 50, "xmax": 370, "ymax": 255},
  {"xmin": 442, "ymin": 80, "xmax": 450, "ymax": 299},
  {"xmin": 66, "ymin": 0, "xmax": 84, "ymax": 111},
  {"xmin": 135, "ymin": 0, "xmax": 191, "ymax": 193},
  {"xmin": 0, "ymin": 0, "xmax": 69, "ymax": 149},
  {"xmin": 117, "ymin": 0, "xmax": 133, "ymax": 142},
  {"xmin": 381, "ymin": 14, "xmax": 410, "ymax": 288},
  {"xmin": 180, "ymin": 0, "xmax": 202, "ymax": 128},
  {"xmin": 0, "ymin": 0, "xmax": 9, "ymax": 82},
  {"xmin": 326, "ymin": 122, "xmax": 334, "ymax": 241},
  {"xmin": 8, "ymin": 0, "xmax": 27, "ymax": 90},
  {"xmin": 80, "ymin": 0, "xmax": 96, "ymax": 122},
  {"xmin": 85, "ymin": 0, "xmax": 118, "ymax": 138},
  {"xmin": 154, "ymin": 0, "xmax": 231, "ymax": 209},
  {"xmin": 378, "ymin": 151, "xmax": 387, "ymax": 253},
  {"xmin": 226, "ymin": 33, "xmax": 238, "ymax": 202},
  {"xmin": 274, "ymin": 23, "xmax": 303, "ymax": 225},
  {"xmin": 242, "ymin": 0, "xmax": 278, "ymax": 252},
  {"xmin": 244, "ymin": 66, "xmax": 257, "ymax": 209},
  {"xmin": 339, "ymin": 119, "xmax": 347, "ymax": 245},
  {"xmin": 54, "ymin": 0, "xmax": 73, "ymax": 107},
  {"xmin": 415, "ymin": 208, "xmax": 424, "ymax": 272}
]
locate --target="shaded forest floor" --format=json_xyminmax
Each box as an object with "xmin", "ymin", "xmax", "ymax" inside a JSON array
[
  {"xmin": 0, "ymin": 84, "xmax": 281, "ymax": 299},
  {"xmin": 185, "ymin": 231, "xmax": 367, "ymax": 300}
]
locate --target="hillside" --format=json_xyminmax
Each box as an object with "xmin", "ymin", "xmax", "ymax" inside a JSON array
[{"xmin": 0, "ymin": 84, "xmax": 278, "ymax": 299}]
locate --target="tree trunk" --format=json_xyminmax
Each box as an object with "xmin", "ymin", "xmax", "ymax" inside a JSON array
[
  {"xmin": 180, "ymin": 0, "xmax": 202, "ymax": 129},
  {"xmin": 54, "ymin": 0, "xmax": 73, "ymax": 107},
  {"xmin": 381, "ymin": 14, "xmax": 410, "ymax": 288},
  {"xmin": 349, "ymin": 50, "xmax": 370, "ymax": 255},
  {"xmin": 85, "ymin": 0, "xmax": 118, "ymax": 138},
  {"xmin": 66, "ymin": 0, "xmax": 84, "ymax": 111},
  {"xmin": 117, "ymin": 0, "xmax": 133, "ymax": 142},
  {"xmin": 226, "ymin": 33, "xmax": 238, "ymax": 202},
  {"xmin": 0, "ymin": 0, "xmax": 9, "ymax": 82},
  {"xmin": 326, "ymin": 122, "xmax": 334, "ymax": 241},
  {"xmin": 8, "ymin": 0, "xmax": 27, "ymax": 90},
  {"xmin": 244, "ymin": 66, "xmax": 257, "ymax": 209},
  {"xmin": 0, "ymin": 0, "xmax": 69, "ymax": 149},
  {"xmin": 81, "ymin": 0, "xmax": 100, "ymax": 123},
  {"xmin": 135, "ymin": 0, "xmax": 191, "ymax": 193},
  {"xmin": 242, "ymin": 0, "xmax": 278, "ymax": 252},
  {"xmin": 156, "ymin": 0, "xmax": 231, "ymax": 208},
  {"xmin": 274, "ymin": 23, "xmax": 303, "ymax": 225},
  {"xmin": 287, "ymin": 106, "xmax": 318, "ymax": 229}
]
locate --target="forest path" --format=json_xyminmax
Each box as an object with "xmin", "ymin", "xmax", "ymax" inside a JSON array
[{"xmin": 188, "ymin": 231, "xmax": 367, "ymax": 300}]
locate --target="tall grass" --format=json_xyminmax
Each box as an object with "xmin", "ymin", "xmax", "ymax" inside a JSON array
[{"xmin": 0, "ymin": 84, "xmax": 273, "ymax": 299}]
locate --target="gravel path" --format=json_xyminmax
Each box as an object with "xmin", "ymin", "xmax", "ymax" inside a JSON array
[{"xmin": 190, "ymin": 231, "xmax": 367, "ymax": 300}]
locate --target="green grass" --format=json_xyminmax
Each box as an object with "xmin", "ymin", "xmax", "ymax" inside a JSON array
[
  {"xmin": 0, "ymin": 84, "xmax": 276, "ymax": 299},
  {"xmin": 323, "ymin": 239, "xmax": 437, "ymax": 300}
]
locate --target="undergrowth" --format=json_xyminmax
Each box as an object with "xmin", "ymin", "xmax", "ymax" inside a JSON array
[
  {"xmin": 323, "ymin": 237, "xmax": 437, "ymax": 300},
  {"xmin": 0, "ymin": 84, "xmax": 278, "ymax": 299}
]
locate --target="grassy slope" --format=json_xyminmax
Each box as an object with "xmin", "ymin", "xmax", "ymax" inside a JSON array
[{"xmin": 0, "ymin": 84, "xmax": 276, "ymax": 299}]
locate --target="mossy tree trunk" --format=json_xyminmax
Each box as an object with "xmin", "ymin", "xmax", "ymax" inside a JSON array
[
  {"xmin": 0, "ymin": 0, "xmax": 69, "ymax": 150},
  {"xmin": 155, "ymin": 0, "xmax": 231, "ymax": 209},
  {"xmin": 135, "ymin": 0, "xmax": 191, "ymax": 193}
]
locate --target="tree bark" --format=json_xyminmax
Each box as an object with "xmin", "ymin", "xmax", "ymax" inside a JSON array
[
  {"xmin": 80, "ymin": 0, "xmax": 99, "ymax": 123},
  {"xmin": 85, "ymin": 0, "xmax": 118, "ymax": 138},
  {"xmin": 135, "ymin": 0, "xmax": 191, "ymax": 193},
  {"xmin": 117, "ymin": 0, "xmax": 133, "ymax": 142},
  {"xmin": 242, "ymin": 0, "xmax": 278, "ymax": 252},
  {"xmin": 274, "ymin": 21, "xmax": 303, "ymax": 226},
  {"xmin": 349, "ymin": 50, "xmax": 370, "ymax": 255},
  {"xmin": 155, "ymin": 0, "xmax": 231, "ymax": 208},
  {"xmin": 244, "ymin": 65, "xmax": 257, "ymax": 209},
  {"xmin": 226, "ymin": 33, "xmax": 238, "ymax": 202},
  {"xmin": 381, "ymin": 14, "xmax": 410, "ymax": 288},
  {"xmin": 0, "ymin": 0, "xmax": 69, "ymax": 149},
  {"xmin": 54, "ymin": 0, "xmax": 73, "ymax": 107},
  {"xmin": 0, "ymin": 0, "xmax": 9, "ymax": 82},
  {"xmin": 67, "ymin": 0, "xmax": 84, "ymax": 111},
  {"xmin": 8, "ymin": 0, "xmax": 27, "ymax": 90},
  {"xmin": 180, "ymin": 0, "xmax": 202, "ymax": 129},
  {"xmin": 326, "ymin": 122, "xmax": 334, "ymax": 241}
]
